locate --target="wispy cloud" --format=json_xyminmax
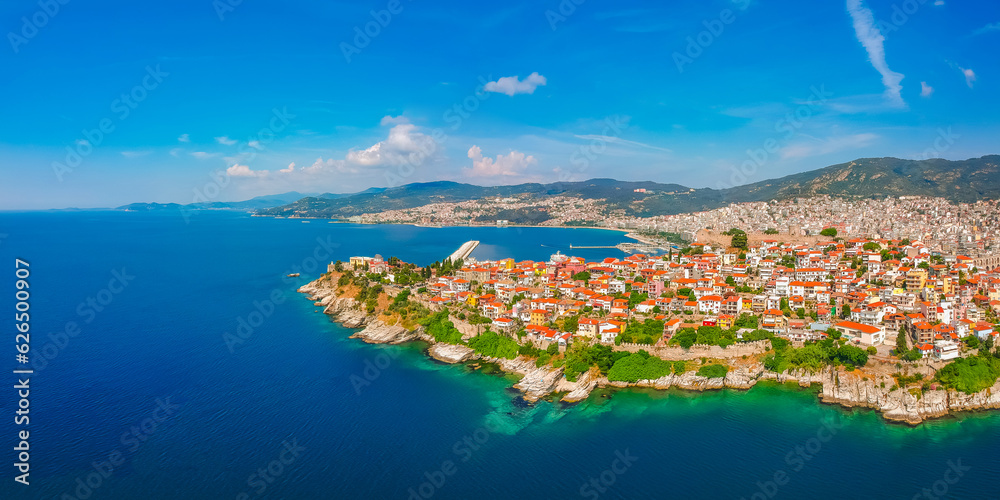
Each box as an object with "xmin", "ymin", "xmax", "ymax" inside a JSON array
[
  {"xmin": 971, "ymin": 22, "xmax": 1000, "ymax": 36},
  {"xmin": 483, "ymin": 72, "xmax": 547, "ymax": 96},
  {"xmin": 846, "ymin": 0, "xmax": 905, "ymax": 107},
  {"xmin": 780, "ymin": 133, "xmax": 879, "ymax": 159},
  {"xmin": 120, "ymin": 151, "xmax": 151, "ymax": 158},
  {"xmin": 920, "ymin": 81, "xmax": 933, "ymax": 97},
  {"xmin": 573, "ymin": 134, "xmax": 672, "ymax": 153},
  {"xmin": 191, "ymin": 151, "xmax": 219, "ymax": 159},
  {"xmin": 177, "ymin": 133, "xmax": 190, "ymax": 143},
  {"xmin": 215, "ymin": 136, "xmax": 238, "ymax": 146},
  {"xmin": 959, "ymin": 66, "xmax": 976, "ymax": 88}
]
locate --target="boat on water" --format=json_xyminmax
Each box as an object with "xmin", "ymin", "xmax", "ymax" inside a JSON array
[{"xmin": 287, "ymin": 273, "xmax": 300, "ymax": 277}]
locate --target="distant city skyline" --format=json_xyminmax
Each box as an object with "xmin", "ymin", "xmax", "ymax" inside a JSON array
[{"xmin": 1, "ymin": 0, "xmax": 997, "ymax": 209}]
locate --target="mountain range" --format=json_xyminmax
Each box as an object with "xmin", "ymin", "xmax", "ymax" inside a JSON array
[
  {"xmin": 253, "ymin": 155, "xmax": 1000, "ymax": 218},
  {"xmin": 115, "ymin": 155, "xmax": 1000, "ymax": 216}
]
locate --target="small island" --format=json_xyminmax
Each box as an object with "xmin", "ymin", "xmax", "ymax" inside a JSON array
[{"xmin": 300, "ymin": 234, "xmax": 1000, "ymax": 425}]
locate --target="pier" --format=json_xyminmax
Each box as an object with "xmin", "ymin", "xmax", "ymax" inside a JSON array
[{"xmin": 447, "ymin": 240, "xmax": 480, "ymax": 262}]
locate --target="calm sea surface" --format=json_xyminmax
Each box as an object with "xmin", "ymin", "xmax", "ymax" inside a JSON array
[{"xmin": 1, "ymin": 211, "xmax": 998, "ymax": 499}]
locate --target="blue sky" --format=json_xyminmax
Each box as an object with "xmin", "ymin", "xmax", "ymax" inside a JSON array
[{"xmin": 0, "ymin": 0, "xmax": 997, "ymax": 209}]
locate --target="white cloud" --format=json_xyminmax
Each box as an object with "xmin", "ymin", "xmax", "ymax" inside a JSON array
[
  {"xmin": 379, "ymin": 115, "xmax": 409, "ymax": 126},
  {"xmin": 303, "ymin": 157, "xmax": 356, "ymax": 175},
  {"xmin": 178, "ymin": 133, "xmax": 190, "ymax": 143},
  {"xmin": 169, "ymin": 148, "xmax": 182, "ymax": 157},
  {"xmin": 344, "ymin": 116, "xmax": 438, "ymax": 168},
  {"xmin": 248, "ymin": 140, "xmax": 263, "ymax": 150},
  {"xmin": 920, "ymin": 81, "xmax": 933, "ymax": 97},
  {"xmin": 465, "ymin": 145, "xmax": 538, "ymax": 177},
  {"xmin": 75, "ymin": 139, "xmax": 89, "ymax": 147},
  {"xmin": 191, "ymin": 151, "xmax": 218, "ymax": 159},
  {"xmin": 215, "ymin": 136, "xmax": 238, "ymax": 146},
  {"xmin": 780, "ymin": 133, "xmax": 879, "ymax": 159},
  {"xmin": 972, "ymin": 22, "xmax": 999, "ymax": 36},
  {"xmin": 959, "ymin": 66, "xmax": 976, "ymax": 88},
  {"xmin": 483, "ymin": 72, "xmax": 547, "ymax": 96},
  {"xmin": 224, "ymin": 116, "xmax": 440, "ymax": 185},
  {"xmin": 846, "ymin": 0, "xmax": 905, "ymax": 107},
  {"xmin": 226, "ymin": 164, "xmax": 267, "ymax": 178},
  {"xmin": 934, "ymin": 0, "xmax": 944, "ymax": 5},
  {"xmin": 573, "ymin": 134, "xmax": 672, "ymax": 153}
]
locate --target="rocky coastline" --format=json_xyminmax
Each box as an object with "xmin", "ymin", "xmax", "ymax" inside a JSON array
[{"xmin": 299, "ymin": 278, "xmax": 1000, "ymax": 425}]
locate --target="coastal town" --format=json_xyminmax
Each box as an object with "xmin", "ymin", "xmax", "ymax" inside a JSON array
[
  {"xmin": 347, "ymin": 235, "xmax": 998, "ymax": 363},
  {"xmin": 298, "ymin": 206, "xmax": 1000, "ymax": 424},
  {"xmin": 343, "ymin": 195, "xmax": 1000, "ymax": 261}
]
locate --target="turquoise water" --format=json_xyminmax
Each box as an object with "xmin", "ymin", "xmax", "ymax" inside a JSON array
[{"xmin": 1, "ymin": 211, "xmax": 998, "ymax": 499}]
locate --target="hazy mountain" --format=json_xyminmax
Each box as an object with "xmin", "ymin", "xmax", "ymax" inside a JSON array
[{"xmin": 123, "ymin": 155, "xmax": 1000, "ymax": 217}]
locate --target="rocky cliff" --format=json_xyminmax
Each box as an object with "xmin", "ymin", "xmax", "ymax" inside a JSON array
[{"xmin": 300, "ymin": 277, "xmax": 1000, "ymax": 424}]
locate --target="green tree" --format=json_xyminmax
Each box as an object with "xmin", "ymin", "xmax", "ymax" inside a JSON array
[
  {"xmin": 562, "ymin": 315, "xmax": 579, "ymax": 334},
  {"xmin": 820, "ymin": 227, "xmax": 837, "ymax": 237},
  {"xmin": 696, "ymin": 364, "xmax": 729, "ymax": 378},
  {"xmin": 935, "ymin": 354, "xmax": 1000, "ymax": 393},
  {"xmin": 731, "ymin": 231, "xmax": 748, "ymax": 250},
  {"xmin": 895, "ymin": 326, "xmax": 909, "ymax": 354},
  {"xmin": 672, "ymin": 328, "xmax": 698, "ymax": 349}
]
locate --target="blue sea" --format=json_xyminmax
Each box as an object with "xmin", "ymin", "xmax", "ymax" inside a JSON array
[{"xmin": 2, "ymin": 211, "xmax": 999, "ymax": 499}]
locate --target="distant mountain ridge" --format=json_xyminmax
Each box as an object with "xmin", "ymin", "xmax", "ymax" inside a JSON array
[
  {"xmin": 117, "ymin": 191, "xmax": 321, "ymax": 211},
  {"xmin": 256, "ymin": 155, "xmax": 1000, "ymax": 218}
]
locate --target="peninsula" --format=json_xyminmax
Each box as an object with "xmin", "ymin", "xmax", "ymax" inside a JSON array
[{"xmin": 299, "ymin": 218, "xmax": 1000, "ymax": 425}]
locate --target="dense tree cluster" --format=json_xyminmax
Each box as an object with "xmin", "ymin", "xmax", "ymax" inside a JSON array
[{"xmin": 468, "ymin": 332, "xmax": 519, "ymax": 359}]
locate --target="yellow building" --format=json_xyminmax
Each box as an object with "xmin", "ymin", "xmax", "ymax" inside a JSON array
[
  {"xmin": 530, "ymin": 309, "xmax": 549, "ymax": 326},
  {"xmin": 905, "ymin": 269, "xmax": 927, "ymax": 290}
]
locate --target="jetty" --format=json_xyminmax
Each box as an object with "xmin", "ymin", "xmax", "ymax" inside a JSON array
[{"xmin": 447, "ymin": 240, "xmax": 479, "ymax": 262}]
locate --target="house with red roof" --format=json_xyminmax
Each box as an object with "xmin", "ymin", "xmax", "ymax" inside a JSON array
[{"xmin": 834, "ymin": 320, "xmax": 885, "ymax": 346}]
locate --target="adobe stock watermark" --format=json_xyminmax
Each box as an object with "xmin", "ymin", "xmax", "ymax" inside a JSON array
[
  {"xmin": 213, "ymin": 0, "xmax": 245, "ymax": 21},
  {"xmin": 32, "ymin": 268, "xmax": 136, "ymax": 372},
  {"xmin": 235, "ymin": 438, "xmax": 307, "ymax": 499},
  {"xmin": 913, "ymin": 127, "xmax": 958, "ymax": 161},
  {"xmin": 557, "ymin": 115, "xmax": 629, "ymax": 183},
  {"xmin": 340, "ymin": 0, "xmax": 414, "ymax": 63},
  {"xmin": 406, "ymin": 413, "xmax": 506, "ymax": 499},
  {"xmin": 223, "ymin": 235, "xmax": 340, "ymax": 352},
  {"xmin": 878, "ymin": 0, "xmax": 936, "ymax": 40},
  {"xmin": 738, "ymin": 414, "xmax": 843, "ymax": 500},
  {"xmin": 8, "ymin": 0, "xmax": 71, "ymax": 54},
  {"xmin": 53, "ymin": 65, "xmax": 169, "ymax": 182},
  {"xmin": 545, "ymin": 0, "xmax": 588, "ymax": 31},
  {"xmin": 179, "ymin": 106, "xmax": 294, "ymax": 222},
  {"xmin": 910, "ymin": 459, "xmax": 971, "ymax": 500},
  {"xmin": 672, "ymin": 0, "xmax": 750, "ymax": 74},
  {"xmin": 350, "ymin": 348, "xmax": 402, "ymax": 394},
  {"xmin": 578, "ymin": 449, "xmax": 638, "ymax": 499},
  {"xmin": 59, "ymin": 396, "xmax": 181, "ymax": 500},
  {"xmin": 717, "ymin": 84, "xmax": 833, "ymax": 191}
]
